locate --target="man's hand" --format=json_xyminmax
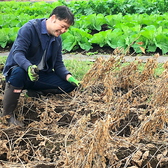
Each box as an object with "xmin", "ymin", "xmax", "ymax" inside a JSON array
[
  {"xmin": 28, "ymin": 65, "xmax": 39, "ymax": 82},
  {"xmin": 68, "ymin": 76, "xmax": 80, "ymax": 87}
]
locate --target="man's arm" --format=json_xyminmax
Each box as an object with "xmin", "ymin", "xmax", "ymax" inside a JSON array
[{"xmin": 12, "ymin": 22, "xmax": 34, "ymax": 71}]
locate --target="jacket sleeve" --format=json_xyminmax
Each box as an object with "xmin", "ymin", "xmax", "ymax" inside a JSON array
[{"xmin": 12, "ymin": 22, "xmax": 33, "ymax": 71}]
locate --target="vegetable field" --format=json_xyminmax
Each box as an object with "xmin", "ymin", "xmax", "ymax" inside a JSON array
[{"xmin": 1, "ymin": 0, "xmax": 168, "ymax": 54}]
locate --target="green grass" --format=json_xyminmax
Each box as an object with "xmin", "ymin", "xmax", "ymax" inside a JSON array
[
  {"xmin": 136, "ymin": 62, "xmax": 165, "ymax": 77},
  {"xmin": 0, "ymin": 56, "xmax": 165, "ymax": 80},
  {"xmin": 0, "ymin": 56, "xmax": 7, "ymax": 64},
  {"xmin": 64, "ymin": 59, "xmax": 93, "ymax": 80}
]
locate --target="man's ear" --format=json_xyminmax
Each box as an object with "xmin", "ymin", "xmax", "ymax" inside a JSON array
[{"xmin": 50, "ymin": 15, "xmax": 56, "ymax": 22}]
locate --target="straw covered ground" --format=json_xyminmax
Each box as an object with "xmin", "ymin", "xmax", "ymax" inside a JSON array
[{"xmin": 0, "ymin": 53, "xmax": 168, "ymax": 168}]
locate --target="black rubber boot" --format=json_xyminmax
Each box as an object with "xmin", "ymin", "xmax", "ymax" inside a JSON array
[
  {"xmin": 26, "ymin": 88, "xmax": 62, "ymax": 98},
  {"xmin": 41, "ymin": 88, "xmax": 62, "ymax": 95},
  {"xmin": 2, "ymin": 83, "xmax": 23, "ymax": 126},
  {"xmin": 25, "ymin": 90, "xmax": 42, "ymax": 98}
]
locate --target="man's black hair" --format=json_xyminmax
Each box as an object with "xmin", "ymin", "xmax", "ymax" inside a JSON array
[{"xmin": 49, "ymin": 6, "xmax": 74, "ymax": 25}]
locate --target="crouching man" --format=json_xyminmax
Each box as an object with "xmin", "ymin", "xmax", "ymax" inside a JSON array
[{"xmin": 2, "ymin": 6, "xmax": 80, "ymax": 126}]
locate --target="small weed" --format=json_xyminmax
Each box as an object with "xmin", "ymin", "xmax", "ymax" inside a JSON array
[{"xmin": 86, "ymin": 51, "xmax": 99, "ymax": 56}]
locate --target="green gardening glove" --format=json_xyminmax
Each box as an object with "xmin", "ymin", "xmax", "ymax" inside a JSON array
[
  {"xmin": 68, "ymin": 76, "xmax": 80, "ymax": 87},
  {"xmin": 28, "ymin": 65, "xmax": 39, "ymax": 82}
]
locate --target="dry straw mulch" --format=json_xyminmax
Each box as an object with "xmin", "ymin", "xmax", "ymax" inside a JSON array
[{"xmin": 0, "ymin": 53, "xmax": 168, "ymax": 168}]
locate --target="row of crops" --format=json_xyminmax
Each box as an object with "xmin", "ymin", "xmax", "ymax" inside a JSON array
[{"xmin": 1, "ymin": 0, "xmax": 168, "ymax": 54}]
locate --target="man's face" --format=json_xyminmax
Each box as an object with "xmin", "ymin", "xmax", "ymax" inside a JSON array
[{"xmin": 47, "ymin": 15, "xmax": 70, "ymax": 37}]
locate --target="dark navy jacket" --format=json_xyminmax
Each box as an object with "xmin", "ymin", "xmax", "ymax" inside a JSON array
[{"xmin": 3, "ymin": 18, "xmax": 70, "ymax": 80}]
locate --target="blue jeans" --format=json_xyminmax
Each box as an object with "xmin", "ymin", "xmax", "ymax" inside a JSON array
[{"xmin": 6, "ymin": 67, "xmax": 75, "ymax": 93}]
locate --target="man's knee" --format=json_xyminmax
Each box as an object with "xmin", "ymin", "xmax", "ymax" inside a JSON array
[{"xmin": 7, "ymin": 67, "xmax": 27, "ymax": 87}]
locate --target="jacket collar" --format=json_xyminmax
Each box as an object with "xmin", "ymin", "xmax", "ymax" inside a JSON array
[{"xmin": 33, "ymin": 19, "xmax": 56, "ymax": 50}]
